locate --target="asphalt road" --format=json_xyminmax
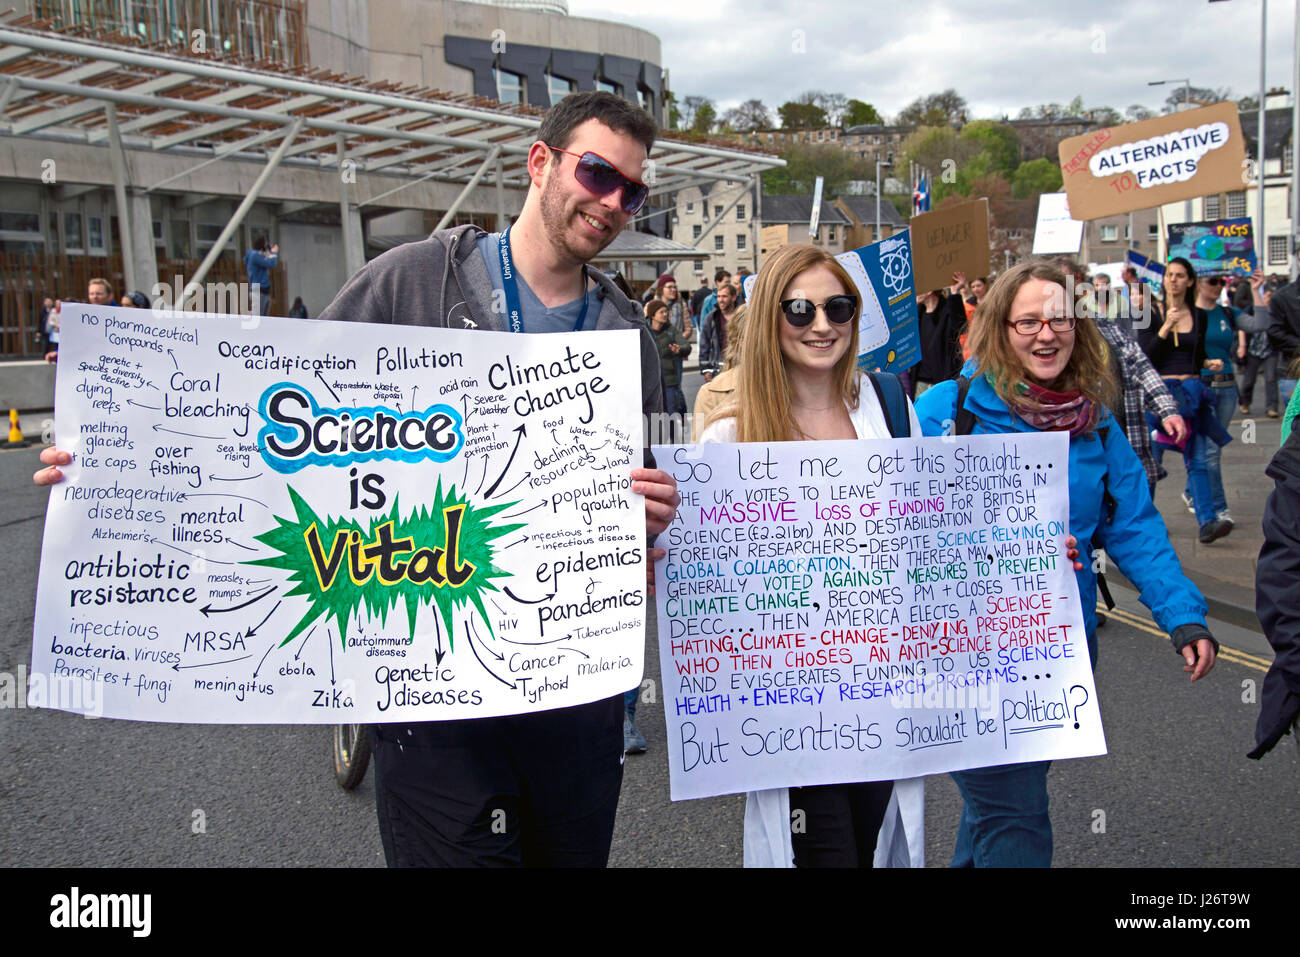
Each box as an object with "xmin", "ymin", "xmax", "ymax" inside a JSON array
[{"xmin": 1, "ymin": 373, "xmax": 1295, "ymax": 867}]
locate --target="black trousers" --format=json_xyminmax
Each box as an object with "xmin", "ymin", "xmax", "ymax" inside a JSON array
[
  {"xmin": 370, "ymin": 694, "xmax": 624, "ymax": 867},
  {"xmin": 789, "ymin": 780, "xmax": 894, "ymax": 868}
]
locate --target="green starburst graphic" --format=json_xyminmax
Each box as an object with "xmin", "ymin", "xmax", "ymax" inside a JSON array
[{"xmin": 250, "ymin": 481, "xmax": 522, "ymax": 650}]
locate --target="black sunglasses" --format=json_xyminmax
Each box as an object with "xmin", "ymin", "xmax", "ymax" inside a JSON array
[
  {"xmin": 547, "ymin": 145, "xmax": 649, "ymax": 214},
  {"xmin": 780, "ymin": 295, "xmax": 858, "ymax": 327}
]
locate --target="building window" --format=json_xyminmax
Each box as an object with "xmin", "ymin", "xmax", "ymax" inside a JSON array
[
  {"xmin": 1205, "ymin": 195, "xmax": 1221, "ymax": 219},
  {"xmin": 637, "ymin": 86, "xmax": 654, "ymax": 115},
  {"xmin": 197, "ymin": 222, "xmax": 234, "ymax": 255},
  {"xmin": 1123, "ymin": 224, "xmax": 1130, "ymax": 240},
  {"xmin": 736, "ymin": 204, "xmax": 746, "ymax": 221},
  {"xmin": 1227, "ymin": 191, "xmax": 1247, "ymax": 217},
  {"xmin": 714, "ymin": 204, "xmax": 724, "ymax": 217},
  {"xmin": 596, "ymin": 78, "xmax": 620, "ymax": 96},
  {"xmin": 692, "ymin": 224, "xmax": 701, "ymax": 239},
  {"xmin": 1100, "ymin": 225, "xmax": 1118, "ymax": 242},
  {"xmin": 0, "ymin": 209, "xmax": 43, "ymax": 255},
  {"xmin": 87, "ymin": 215, "xmax": 105, "ymax": 253},
  {"xmin": 1148, "ymin": 223, "xmax": 1159, "ymax": 240},
  {"xmin": 827, "ymin": 225, "xmax": 837, "ymax": 243},
  {"xmin": 495, "ymin": 68, "xmax": 525, "ymax": 105},
  {"xmin": 1286, "ymin": 145, "xmax": 1294, "ymax": 176},
  {"xmin": 153, "ymin": 220, "xmax": 165, "ymax": 246},
  {"xmin": 714, "ymin": 235, "xmax": 724, "ymax": 252},
  {"xmin": 1269, "ymin": 235, "xmax": 1288, "ymax": 264},
  {"xmin": 171, "ymin": 219, "xmax": 191, "ymax": 259},
  {"xmin": 686, "ymin": 202, "xmax": 694, "ymax": 213},
  {"xmin": 737, "ymin": 233, "xmax": 746, "ymax": 250},
  {"xmin": 63, "ymin": 212, "xmax": 84, "ymax": 252},
  {"xmin": 545, "ymin": 73, "xmax": 574, "ymax": 106}
]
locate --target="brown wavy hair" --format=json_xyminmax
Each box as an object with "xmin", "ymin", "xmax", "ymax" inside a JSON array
[
  {"xmin": 966, "ymin": 261, "xmax": 1117, "ymax": 419},
  {"xmin": 708, "ymin": 243, "xmax": 861, "ymax": 442}
]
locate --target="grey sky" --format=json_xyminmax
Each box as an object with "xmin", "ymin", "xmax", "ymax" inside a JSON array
[{"xmin": 571, "ymin": 0, "xmax": 1296, "ymax": 121}]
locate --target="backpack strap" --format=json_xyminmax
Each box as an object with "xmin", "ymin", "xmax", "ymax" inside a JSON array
[
  {"xmin": 867, "ymin": 372, "xmax": 911, "ymax": 438},
  {"xmin": 954, "ymin": 375, "xmax": 978, "ymax": 435}
]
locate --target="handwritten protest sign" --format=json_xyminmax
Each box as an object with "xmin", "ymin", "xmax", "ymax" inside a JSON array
[
  {"xmin": 1058, "ymin": 102, "xmax": 1247, "ymax": 220},
  {"xmin": 653, "ymin": 433, "xmax": 1104, "ymax": 801},
  {"xmin": 1166, "ymin": 218, "xmax": 1257, "ymax": 276},
  {"xmin": 32, "ymin": 305, "xmax": 647, "ymax": 723},
  {"xmin": 760, "ymin": 224, "xmax": 789, "ymax": 255},
  {"xmin": 836, "ymin": 232, "xmax": 919, "ymax": 374},
  {"xmin": 1126, "ymin": 249, "xmax": 1165, "ymax": 292},
  {"xmin": 909, "ymin": 199, "xmax": 990, "ymax": 297}
]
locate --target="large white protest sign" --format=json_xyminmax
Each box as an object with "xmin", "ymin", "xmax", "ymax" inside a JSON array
[
  {"xmin": 33, "ymin": 305, "xmax": 647, "ymax": 723},
  {"xmin": 653, "ymin": 433, "xmax": 1105, "ymax": 801}
]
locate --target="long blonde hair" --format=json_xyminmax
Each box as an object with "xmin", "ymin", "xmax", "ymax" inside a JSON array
[
  {"xmin": 966, "ymin": 261, "xmax": 1117, "ymax": 416},
  {"xmin": 710, "ymin": 243, "xmax": 862, "ymax": 442}
]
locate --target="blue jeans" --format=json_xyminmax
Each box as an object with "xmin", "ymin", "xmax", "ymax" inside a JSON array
[
  {"xmin": 1185, "ymin": 383, "xmax": 1237, "ymax": 517},
  {"xmin": 950, "ymin": 761, "xmax": 1052, "ymax": 867},
  {"xmin": 624, "ymin": 688, "xmax": 637, "ymax": 718}
]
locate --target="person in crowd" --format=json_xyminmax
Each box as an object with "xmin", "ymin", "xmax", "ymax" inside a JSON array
[
  {"xmin": 244, "ymin": 235, "xmax": 279, "ymax": 316},
  {"xmin": 87, "ymin": 278, "xmax": 113, "ymax": 306},
  {"xmin": 656, "ymin": 275, "xmax": 691, "ymax": 337},
  {"xmin": 36, "ymin": 90, "xmax": 681, "ymax": 869},
  {"xmin": 1251, "ymin": 415, "xmax": 1300, "ymax": 760},
  {"xmin": 644, "ymin": 297, "xmax": 691, "ymax": 425},
  {"xmin": 910, "ymin": 277, "xmax": 967, "ymax": 396},
  {"xmin": 123, "ymin": 291, "xmax": 150, "ymax": 309},
  {"xmin": 1266, "ymin": 269, "xmax": 1300, "ymax": 415},
  {"xmin": 1283, "ymin": 356, "xmax": 1300, "ymax": 442},
  {"xmin": 958, "ymin": 275, "xmax": 989, "ymax": 320},
  {"xmin": 1138, "ymin": 258, "xmax": 1233, "ymax": 544},
  {"xmin": 289, "ymin": 296, "xmax": 309, "ymax": 319},
  {"xmin": 39, "ymin": 297, "xmax": 55, "ymax": 353},
  {"xmin": 1090, "ymin": 272, "xmax": 1120, "ymax": 321},
  {"xmin": 699, "ymin": 274, "xmax": 738, "ymax": 381},
  {"xmin": 43, "ymin": 298, "xmax": 62, "ymax": 362},
  {"xmin": 734, "ymin": 265, "xmax": 752, "ymax": 304},
  {"xmin": 698, "ymin": 267, "xmax": 731, "ymax": 328},
  {"xmin": 915, "ymin": 262, "xmax": 1218, "ymax": 867},
  {"xmin": 690, "ymin": 275, "xmax": 711, "ymax": 321},
  {"xmin": 692, "ymin": 305, "xmax": 747, "ymax": 439},
  {"xmin": 1238, "ymin": 272, "xmax": 1279, "ymax": 416},
  {"xmin": 1190, "ymin": 274, "xmax": 1247, "ymax": 529},
  {"xmin": 698, "ymin": 241, "xmax": 924, "ymax": 868}
]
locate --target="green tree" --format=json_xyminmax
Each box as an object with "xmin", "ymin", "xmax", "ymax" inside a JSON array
[
  {"xmin": 843, "ymin": 99, "xmax": 882, "ymax": 128},
  {"xmin": 899, "ymin": 126, "xmax": 980, "ymax": 201},
  {"xmin": 959, "ymin": 120, "xmax": 1020, "ymax": 176},
  {"xmin": 897, "ymin": 89, "xmax": 968, "ymax": 127},
  {"xmin": 778, "ymin": 100, "xmax": 828, "ymax": 129},
  {"xmin": 680, "ymin": 95, "xmax": 713, "ymax": 131},
  {"xmin": 1011, "ymin": 157, "xmax": 1063, "ymax": 199},
  {"xmin": 761, "ymin": 142, "xmax": 872, "ymax": 195},
  {"xmin": 722, "ymin": 98, "xmax": 771, "ymax": 132},
  {"xmin": 692, "ymin": 101, "xmax": 717, "ymax": 135},
  {"xmin": 664, "ymin": 90, "xmax": 681, "ymax": 130}
]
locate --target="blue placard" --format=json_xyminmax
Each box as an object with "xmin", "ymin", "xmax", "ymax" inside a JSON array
[
  {"xmin": 1126, "ymin": 249, "xmax": 1165, "ymax": 292},
  {"xmin": 835, "ymin": 231, "xmax": 919, "ymax": 374},
  {"xmin": 1165, "ymin": 218, "xmax": 1257, "ymax": 277}
]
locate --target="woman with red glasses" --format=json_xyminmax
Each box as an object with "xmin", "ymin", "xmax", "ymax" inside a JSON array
[
  {"xmin": 697, "ymin": 242, "xmax": 924, "ymax": 868},
  {"xmin": 915, "ymin": 262, "xmax": 1217, "ymax": 867}
]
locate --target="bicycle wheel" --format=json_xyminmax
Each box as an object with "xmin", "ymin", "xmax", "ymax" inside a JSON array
[{"xmin": 332, "ymin": 723, "xmax": 372, "ymax": 790}]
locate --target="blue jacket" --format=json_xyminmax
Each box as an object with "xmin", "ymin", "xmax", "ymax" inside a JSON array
[
  {"xmin": 915, "ymin": 367, "xmax": 1208, "ymax": 663},
  {"xmin": 244, "ymin": 249, "xmax": 277, "ymax": 287}
]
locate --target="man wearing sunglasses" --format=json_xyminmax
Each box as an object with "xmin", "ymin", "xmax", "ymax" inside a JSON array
[{"xmin": 315, "ymin": 91, "xmax": 679, "ymax": 868}]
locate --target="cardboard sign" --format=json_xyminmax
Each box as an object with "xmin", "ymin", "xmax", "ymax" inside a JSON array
[
  {"xmin": 760, "ymin": 224, "xmax": 789, "ymax": 256},
  {"xmin": 1166, "ymin": 218, "xmax": 1257, "ymax": 277},
  {"xmin": 31, "ymin": 306, "xmax": 648, "ymax": 723},
  {"xmin": 653, "ymin": 432, "xmax": 1105, "ymax": 801},
  {"xmin": 1032, "ymin": 192, "xmax": 1084, "ymax": 255},
  {"xmin": 1058, "ymin": 102, "xmax": 1247, "ymax": 220},
  {"xmin": 909, "ymin": 199, "xmax": 990, "ymax": 296},
  {"xmin": 835, "ymin": 232, "xmax": 920, "ymax": 373}
]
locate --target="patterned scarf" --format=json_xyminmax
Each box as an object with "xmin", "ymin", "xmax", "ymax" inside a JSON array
[{"xmin": 1007, "ymin": 381, "xmax": 1098, "ymax": 436}]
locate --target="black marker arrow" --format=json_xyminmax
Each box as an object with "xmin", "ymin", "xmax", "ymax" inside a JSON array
[
  {"xmin": 201, "ymin": 585, "xmax": 277, "ymax": 617},
  {"xmin": 475, "ymin": 455, "xmax": 489, "ymax": 495},
  {"xmin": 467, "ymin": 620, "xmax": 515, "ymax": 688},
  {"xmin": 315, "ymin": 369, "xmax": 340, "ymax": 402},
  {"xmin": 462, "ymin": 392, "xmax": 473, "ymax": 421},
  {"xmin": 498, "ymin": 632, "xmax": 579, "ymax": 648},
  {"xmin": 490, "ymin": 599, "xmax": 507, "ymax": 617},
  {"xmin": 244, "ymin": 600, "xmax": 282, "ymax": 639},
  {"xmin": 469, "ymin": 617, "xmax": 503, "ymax": 660},
  {"xmin": 145, "ymin": 381, "xmax": 160, "ymax": 391},
  {"xmin": 433, "ymin": 615, "xmax": 446, "ymax": 666},
  {"xmin": 502, "ymin": 535, "xmax": 528, "ymax": 550},
  {"xmin": 246, "ymin": 577, "xmax": 271, "ymax": 585},
  {"xmin": 225, "ymin": 539, "xmax": 257, "ymax": 552},
  {"xmin": 558, "ymin": 644, "xmax": 589, "ymax": 659},
  {"xmin": 127, "ymin": 398, "xmax": 160, "ymax": 410},
  {"xmin": 484, "ymin": 425, "xmax": 527, "ymax": 498},
  {"xmin": 500, "ymin": 500, "xmax": 544, "ymax": 520},
  {"xmin": 410, "ymin": 386, "xmax": 419, "ymax": 410},
  {"xmin": 188, "ymin": 492, "xmax": 267, "ymax": 508},
  {"xmin": 172, "ymin": 654, "xmax": 252, "ymax": 671},
  {"xmin": 294, "ymin": 624, "xmax": 317, "ymax": 660},
  {"xmin": 495, "ymin": 471, "xmax": 530, "ymax": 498},
  {"xmin": 232, "ymin": 417, "xmax": 249, "ymax": 438},
  {"xmin": 208, "ymin": 471, "xmax": 263, "ymax": 482},
  {"xmin": 153, "ymin": 423, "xmax": 222, "ymax": 440},
  {"xmin": 151, "ymin": 538, "xmax": 236, "ymax": 566},
  {"xmin": 328, "ymin": 628, "xmax": 336, "ymax": 686},
  {"xmin": 167, "ymin": 348, "xmax": 178, "ymax": 370},
  {"xmin": 252, "ymin": 639, "xmax": 276, "ymax": 679},
  {"xmin": 461, "ymin": 453, "xmax": 470, "ymax": 488},
  {"xmin": 503, "ymin": 585, "xmax": 552, "ymax": 604}
]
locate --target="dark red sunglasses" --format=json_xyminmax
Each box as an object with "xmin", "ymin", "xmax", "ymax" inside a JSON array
[{"xmin": 547, "ymin": 145, "xmax": 649, "ymax": 214}]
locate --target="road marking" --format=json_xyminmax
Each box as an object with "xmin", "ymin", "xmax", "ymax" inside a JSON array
[{"xmin": 1104, "ymin": 606, "xmax": 1271, "ymax": 673}]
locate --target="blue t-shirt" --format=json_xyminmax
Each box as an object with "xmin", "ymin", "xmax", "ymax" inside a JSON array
[
  {"xmin": 1202, "ymin": 304, "xmax": 1240, "ymax": 376},
  {"xmin": 476, "ymin": 232, "xmax": 600, "ymax": 333}
]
